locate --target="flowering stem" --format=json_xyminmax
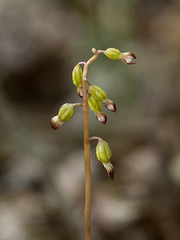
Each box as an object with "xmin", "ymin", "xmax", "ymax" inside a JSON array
[
  {"xmin": 82, "ymin": 51, "xmax": 99, "ymax": 240},
  {"xmin": 50, "ymin": 47, "xmax": 136, "ymax": 239}
]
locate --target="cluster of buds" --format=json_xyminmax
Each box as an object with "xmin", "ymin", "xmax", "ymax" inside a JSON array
[
  {"xmin": 71, "ymin": 60, "xmax": 117, "ymax": 124},
  {"xmin": 90, "ymin": 137, "xmax": 114, "ymax": 180},
  {"xmin": 88, "ymin": 84, "xmax": 116, "ymax": 124},
  {"xmin": 50, "ymin": 47, "xmax": 136, "ymax": 180}
]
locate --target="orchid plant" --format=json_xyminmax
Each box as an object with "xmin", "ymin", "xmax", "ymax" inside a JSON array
[{"xmin": 50, "ymin": 48, "xmax": 136, "ymax": 240}]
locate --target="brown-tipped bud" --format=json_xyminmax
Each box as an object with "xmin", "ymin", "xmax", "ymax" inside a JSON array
[
  {"xmin": 96, "ymin": 139, "xmax": 112, "ymax": 163},
  {"xmin": 121, "ymin": 52, "xmax": 136, "ymax": 64},
  {"xmin": 58, "ymin": 103, "xmax": 75, "ymax": 122},
  {"xmin": 95, "ymin": 111, "xmax": 107, "ymax": 124},
  {"xmin": 95, "ymin": 138, "xmax": 114, "ymax": 180},
  {"xmin": 103, "ymin": 48, "xmax": 122, "ymax": 60},
  {"xmin": 72, "ymin": 64, "xmax": 83, "ymax": 87},
  {"xmin": 102, "ymin": 163, "xmax": 114, "ymax": 180},
  {"xmin": 88, "ymin": 95, "xmax": 102, "ymax": 112},
  {"xmin": 77, "ymin": 87, "xmax": 83, "ymax": 98},
  {"xmin": 50, "ymin": 116, "xmax": 63, "ymax": 129},
  {"xmin": 89, "ymin": 85, "xmax": 107, "ymax": 102},
  {"xmin": 102, "ymin": 99, "xmax": 117, "ymax": 112}
]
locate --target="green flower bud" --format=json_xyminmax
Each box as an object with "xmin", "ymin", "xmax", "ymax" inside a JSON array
[
  {"xmin": 96, "ymin": 139, "xmax": 112, "ymax": 163},
  {"xmin": 103, "ymin": 48, "xmax": 122, "ymax": 60},
  {"xmin": 89, "ymin": 85, "xmax": 107, "ymax": 101},
  {"xmin": 102, "ymin": 99, "xmax": 117, "ymax": 112},
  {"xmin": 95, "ymin": 111, "xmax": 107, "ymax": 124},
  {"xmin": 102, "ymin": 48, "xmax": 136, "ymax": 64},
  {"xmin": 96, "ymin": 138, "xmax": 114, "ymax": 180},
  {"xmin": 58, "ymin": 103, "xmax": 75, "ymax": 122},
  {"xmin": 72, "ymin": 64, "xmax": 83, "ymax": 87},
  {"xmin": 88, "ymin": 95, "xmax": 102, "ymax": 112},
  {"xmin": 50, "ymin": 116, "xmax": 63, "ymax": 129}
]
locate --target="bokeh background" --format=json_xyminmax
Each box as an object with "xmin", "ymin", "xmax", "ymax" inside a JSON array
[{"xmin": 0, "ymin": 0, "xmax": 180, "ymax": 240}]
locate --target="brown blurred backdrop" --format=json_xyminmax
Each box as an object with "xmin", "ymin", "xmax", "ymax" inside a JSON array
[{"xmin": 0, "ymin": 0, "xmax": 180, "ymax": 240}]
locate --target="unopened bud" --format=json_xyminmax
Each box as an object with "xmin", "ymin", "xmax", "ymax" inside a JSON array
[
  {"xmin": 89, "ymin": 85, "xmax": 107, "ymax": 101},
  {"xmin": 88, "ymin": 95, "xmax": 102, "ymax": 112},
  {"xmin": 102, "ymin": 48, "xmax": 136, "ymax": 64},
  {"xmin": 72, "ymin": 64, "xmax": 83, "ymax": 87},
  {"xmin": 58, "ymin": 103, "xmax": 75, "ymax": 122},
  {"xmin": 96, "ymin": 138, "xmax": 114, "ymax": 180},
  {"xmin": 96, "ymin": 139, "xmax": 112, "ymax": 163},
  {"xmin": 103, "ymin": 99, "xmax": 117, "ymax": 112},
  {"xmin": 77, "ymin": 87, "xmax": 83, "ymax": 98},
  {"xmin": 102, "ymin": 163, "xmax": 114, "ymax": 180},
  {"xmin": 103, "ymin": 48, "xmax": 122, "ymax": 60},
  {"xmin": 95, "ymin": 111, "xmax": 107, "ymax": 124},
  {"xmin": 50, "ymin": 116, "xmax": 63, "ymax": 129},
  {"xmin": 121, "ymin": 52, "xmax": 136, "ymax": 64}
]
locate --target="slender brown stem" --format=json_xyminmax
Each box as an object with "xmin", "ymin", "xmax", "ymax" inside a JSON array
[
  {"xmin": 82, "ymin": 51, "xmax": 99, "ymax": 240},
  {"xmin": 83, "ymin": 77, "xmax": 91, "ymax": 240}
]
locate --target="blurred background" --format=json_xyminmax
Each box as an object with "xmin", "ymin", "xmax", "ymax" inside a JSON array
[{"xmin": 0, "ymin": 0, "xmax": 180, "ymax": 239}]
